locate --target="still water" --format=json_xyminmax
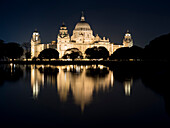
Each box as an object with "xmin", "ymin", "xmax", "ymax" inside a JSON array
[{"xmin": 0, "ymin": 64, "xmax": 169, "ymax": 127}]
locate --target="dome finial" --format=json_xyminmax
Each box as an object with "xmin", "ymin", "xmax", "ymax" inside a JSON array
[
  {"xmin": 34, "ymin": 28, "xmax": 38, "ymax": 32},
  {"xmin": 61, "ymin": 21, "xmax": 66, "ymax": 27},
  {"xmin": 81, "ymin": 11, "xmax": 85, "ymax": 21},
  {"xmin": 82, "ymin": 11, "xmax": 84, "ymax": 17}
]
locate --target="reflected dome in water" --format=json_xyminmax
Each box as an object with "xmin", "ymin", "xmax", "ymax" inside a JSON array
[
  {"xmin": 30, "ymin": 65, "xmax": 114, "ymax": 111},
  {"xmin": 0, "ymin": 63, "xmax": 170, "ymax": 127}
]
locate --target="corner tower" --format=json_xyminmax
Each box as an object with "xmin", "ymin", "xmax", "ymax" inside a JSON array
[
  {"xmin": 123, "ymin": 30, "xmax": 133, "ymax": 47},
  {"xmin": 57, "ymin": 22, "xmax": 70, "ymax": 43},
  {"xmin": 57, "ymin": 22, "xmax": 70, "ymax": 58},
  {"xmin": 31, "ymin": 29, "xmax": 41, "ymax": 58}
]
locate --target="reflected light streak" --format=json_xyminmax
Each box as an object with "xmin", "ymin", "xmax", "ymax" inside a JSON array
[
  {"xmin": 33, "ymin": 80, "xmax": 39, "ymax": 99},
  {"xmin": 124, "ymin": 78, "xmax": 133, "ymax": 96},
  {"xmin": 10, "ymin": 63, "xmax": 13, "ymax": 73}
]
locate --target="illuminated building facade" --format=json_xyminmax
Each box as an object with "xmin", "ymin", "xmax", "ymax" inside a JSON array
[{"xmin": 31, "ymin": 13, "xmax": 133, "ymax": 58}]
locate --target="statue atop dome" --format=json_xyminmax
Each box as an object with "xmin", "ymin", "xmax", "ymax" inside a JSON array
[{"xmin": 81, "ymin": 11, "xmax": 85, "ymax": 21}]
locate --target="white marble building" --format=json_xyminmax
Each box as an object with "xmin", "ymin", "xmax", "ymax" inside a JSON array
[{"xmin": 31, "ymin": 13, "xmax": 133, "ymax": 59}]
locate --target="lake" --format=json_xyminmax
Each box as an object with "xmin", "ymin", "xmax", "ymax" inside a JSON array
[{"xmin": 0, "ymin": 63, "xmax": 170, "ymax": 127}]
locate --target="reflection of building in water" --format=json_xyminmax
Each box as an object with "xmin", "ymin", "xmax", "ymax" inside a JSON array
[
  {"xmin": 31, "ymin": 65, "xmax": 58, "ymax": 99},
  {"xmin": 123, "ymin": 77, "xmax": 133, "ymax": 96},
  {"xmin": 30, "ymin": 65, "xmax": 114, "ymax": 111},
  {"xmin": 57, "ymin": 65, "xmax": 114, "ymax": 112},
  {"xmin": 31, "ymin": 65, "xmax": 44, "ymax": 99}
]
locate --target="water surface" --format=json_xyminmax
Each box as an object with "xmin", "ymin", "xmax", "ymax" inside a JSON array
[{"xmin": 0, "ymin": 64, "xmax": 169, "ymax": 127}]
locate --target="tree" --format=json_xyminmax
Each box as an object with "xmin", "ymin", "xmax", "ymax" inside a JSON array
[
  {"xmin": 25, "ymin": 51, "xmax": 31, "ymax": 60},
  {"xmin": 38, "ymin": 48, "xmax": 59, "ymax": 61},
  {"xmin": 85, "ymin": 47, "xmax": 97, "ymax": 59},
  {"xmin": 4, "ymin": 42, "xmax": 24, "ymax": 61},
  {"xmin": 0, "ymin": 40, "xmax": 5, "ymax": 59},
  {"xmin": 0, "ymin": 40, "xmax": 4, "ymax": 44},
  {"xmin": 22, "ymin": 42, "xmax": 30, "ymax": 51},
  {"xmin": 22, "ymin": 42, "xmax": 31, "ymax": 61},
  {"xmin": 63, "ymin": 48, "xmax": 83, "ymax": 60},
  {"xmin": 85, "ymin": 46, "xmax": 109, "ymax": 59},
  {"xmin": 109, "ymin": 45, "xmax": 144, "ymax": 60},
  {"xmin": 98, "ymin": 47, "xmax": 109, "ymax": 59},
  {"xmin": 144, "ymin": 33, "xmax": 170, "ymax": 60}
]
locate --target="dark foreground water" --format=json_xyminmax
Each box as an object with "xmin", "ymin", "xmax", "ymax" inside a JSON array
[{"xmin": 0, "ymin": 63, "xmax": 170, "ymax": 127}]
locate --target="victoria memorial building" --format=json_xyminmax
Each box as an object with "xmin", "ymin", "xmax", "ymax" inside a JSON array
[{"xmin": 31, "ymin": 13, "xmax": 133, "ymax": 59}]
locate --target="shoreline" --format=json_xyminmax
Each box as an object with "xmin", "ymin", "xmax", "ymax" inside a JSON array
[{"xmin": 0, "ymin": 60, "xmax": 168, "ymax": 66}]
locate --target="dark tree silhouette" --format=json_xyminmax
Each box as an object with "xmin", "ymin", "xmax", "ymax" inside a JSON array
[
  {"xmin": 32, "ymin": 57, "xmax": 38, "ymax": 61},
  {"xmin": 85, "ymin": 46, "xmax": 109, "ymax": 59},
  {"xmin": 110, "ymin": 45, "xmax": 144, "ymax": 60},
  {"xmin": 144, "ymin": 33, "xmax": 170, "ymax": 60},
  {"xmin": 4, "ymin": 42, "xmax": 24, "ymax": 61},
  {"xmin": 22, "ymin": 42, "xmax": 31, "ymax": 61},
  {"xmin": 63, "ymin": 48, "xmax": 83, "ymax": 60},
  {"xmin": 85, "ymin": 47, "xmax": 97, "ymax": 59},
  {"xmin": 22, "ymin": 42, "xmax": 30, "ymax": 51},
  {"xmin": 38, "ymin": 48, "xmax": 59, "ymax": 61},
  {"xmin": 98, "ymin": 47, "xmax": 109, "ymax": 59},
  {"xmin": 25, "ymin": 51, "xmax": 31, "ymax": 60},
  {"xmin": 0, "ymin": 40, "xmax": 5, "ymax": 59},
  {"xmin": 0, "ymin": 39, "xmax": 4, "ymax": 44}
]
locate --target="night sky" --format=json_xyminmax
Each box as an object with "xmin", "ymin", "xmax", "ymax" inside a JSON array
[{"xmin": 0, "ymin": 0, "xmax": 170, "ymax": 47}]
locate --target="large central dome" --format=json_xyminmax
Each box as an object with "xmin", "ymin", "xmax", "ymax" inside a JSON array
[
  {"xmin": 71, "ymin": 12, "xmax": 94, "ymax": 43},
  {"xmin": 75, "ymin": 21, "xmax": 91, "ymax": 30},
  {"xmin": 74, "ymin": 13, "xmax": 91, "ymax": 30}
]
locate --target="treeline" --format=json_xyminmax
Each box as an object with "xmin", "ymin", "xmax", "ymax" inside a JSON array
[
  {"xmin": 0, "ymin": 40, "xmax": 23, "ymax": 61},
  {"xmin": 37, "ymin": 47, "xmax": 109, "ymax": 61},
  {"xmin": 110, "ymin": 33, "xmax": 170, "ymax": 61},
  {"xmin": 0, "ymin": 33, "xmax": 170, "ymax": 61}
]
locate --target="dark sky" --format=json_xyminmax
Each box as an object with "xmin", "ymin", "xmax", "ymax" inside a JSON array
[{"xmin": 0, "ymin": 0, "xmax": 170, "ymax": 47}]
